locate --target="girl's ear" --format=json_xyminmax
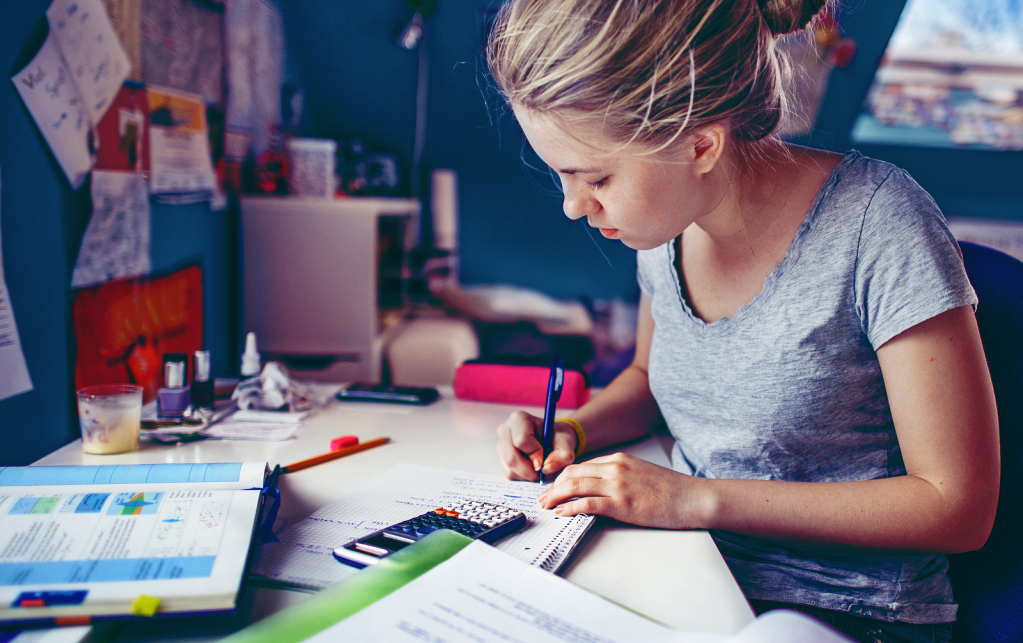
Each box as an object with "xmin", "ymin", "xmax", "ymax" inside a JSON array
[{"xmin": 692, "ymin": 124, "xmax": 726, "ymax": 175}]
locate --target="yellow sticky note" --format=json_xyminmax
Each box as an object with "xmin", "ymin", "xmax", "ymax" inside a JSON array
[{"xmin": 131, "ymin": 594, "xmax": 161, "ymax": 617}]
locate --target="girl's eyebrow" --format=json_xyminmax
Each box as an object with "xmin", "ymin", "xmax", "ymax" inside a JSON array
[{"xmin": 558, "ymin": 167, "xmax": 604, "ymax": 175}]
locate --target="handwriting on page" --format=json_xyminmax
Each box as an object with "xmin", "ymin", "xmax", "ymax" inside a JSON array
[
  {"xmin": 0, "ymin": 169, "xmax": 33, "ymax": 401},
  {"xmin": 46, "ymin": 0, "xmax": 130, "ymax": 126},
  {"xmin": 12, "ymin": 34, "xmax": 92, "ymax": 188},
  {"xmin": 71, "ymin": 170, "xmax": 151, "ymax": 288},
  {"xmin": 10, "ymin": 0, "xmax": 129, "ymax": 188},
  {"xmin": 252, "ymin": 464, "xmax": 594, "ymax": 590}
]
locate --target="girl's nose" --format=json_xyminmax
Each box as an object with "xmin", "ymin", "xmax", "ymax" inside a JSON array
[{"xmin": 562, "ymin": 187, "xmax": 599, "ymax": 221}]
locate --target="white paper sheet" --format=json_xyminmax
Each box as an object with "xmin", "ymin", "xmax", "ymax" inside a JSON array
[
  {"xmin": 11, "ymin": 34, "xmax": 93, "ymax": 189},
  {"xmin": 312, "ymin": 541, "xmax": 724, "ymax": 643},
  {"xmin": 315, "ymin": 542, "xmax": 852, "ymax": 643},
  {"xmin": 10, "ymin": 0, "xmax": 130, "ymax": 189},
  {"xmin": 71, "ymin": 170, "xmax": 150, "ymax": 288},
  {"xmin": 203, "ymin": 421, "xmax": 301, "ymax": 441},
  {"xmin": 46, "ymin": 0, "xmax": 131, "ymax": 126},
  {"xmin": 146, "ymin": 86, "xmax": 218, "ymax": 195},
  {"xmin": 8, "ymin": 625, "xmax": 92, "ymax": 643},
  {"xmin": 252, "ymin": 464, "xmax": 595, "ymax": 590},
  {"xmin": 0, "ymin": 169, "xmax": 33, "ymax": 402}
]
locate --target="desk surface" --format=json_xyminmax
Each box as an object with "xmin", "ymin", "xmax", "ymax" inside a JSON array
[{"xmin": 35, "ymin": 387, "xmax": 754, "ymax": 639}]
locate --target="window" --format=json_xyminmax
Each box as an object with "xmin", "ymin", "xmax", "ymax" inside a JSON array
[{"xmin": 852, "ymin": 0, "xmax": 1023, "ymax": 150}]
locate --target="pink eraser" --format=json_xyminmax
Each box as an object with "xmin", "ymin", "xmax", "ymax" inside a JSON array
[
  {"xmin": 453, "ymin": 363, "xmax": 590, "ymax": 409},
  {"xmin": 330, "ymin": 435, "xmax": 359, "ymax": 451}
]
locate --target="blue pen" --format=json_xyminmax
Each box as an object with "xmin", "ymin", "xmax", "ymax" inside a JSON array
[{"xmin": 538, "ymin": 355, "xmax": 565, "ymax": 485}]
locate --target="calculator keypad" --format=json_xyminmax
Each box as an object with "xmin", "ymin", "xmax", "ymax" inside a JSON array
[
  {"xmin": 384, "ymin": 500, "xmax": 524, "ymax": 540},
  {"xmin": 336, "ymin": 499, "xmax": 527, "ymax": 568}
]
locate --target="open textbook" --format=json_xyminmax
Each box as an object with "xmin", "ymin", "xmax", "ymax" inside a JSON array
[
  {"xmin": 0, "ymin": 462, "xmax": 270, "ymax": 622},
  {"xmin": 253, "ymin": 464, "xmax": 595, "ymax": 590},
  {"xmin": 229, "ymin": 531, "xmax": 852, "ymax": 643}
]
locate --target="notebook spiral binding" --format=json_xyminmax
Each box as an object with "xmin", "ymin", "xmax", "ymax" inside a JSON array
[{"xmin": 534, "ymin": 515, "xmax": 592, "ymax": 572}]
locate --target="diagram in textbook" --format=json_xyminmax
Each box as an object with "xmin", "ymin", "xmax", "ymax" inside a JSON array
[
  {"xmin": 108, "ymin": 492, "xmax": 164, "ymax": 515},
  {"xmin": 198, "ymin": 503, "xmax": 223, "ymax": 528},
  {"xmin": 156, "ymin": 504, "xmax": 188, "ymax": 539},
  {"xmin": 8, "ymin": 496, "xmax": 60, "ymax": 515},
  {"xmin": 142, "ymin": 494, "xmax": 231, "ymax": 558}
]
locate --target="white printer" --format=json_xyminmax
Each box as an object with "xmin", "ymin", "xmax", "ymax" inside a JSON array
[{"xmin": 240, "ymin": 196, "xmax": 419, "ymax": 382}]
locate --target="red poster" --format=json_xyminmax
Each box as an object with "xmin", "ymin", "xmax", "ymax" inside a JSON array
[
  {"xmin": 94, "ymin": 84, "xmax": 150, "ymax": 172},
  {"xmin": 73, "ymin": 266, "xmax": 202, "ymax": 402}
]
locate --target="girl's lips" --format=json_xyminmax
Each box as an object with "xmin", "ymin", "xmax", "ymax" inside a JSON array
[{"xmin": 599, "ymin": 228, "xmax": 619, "ymax": 238}]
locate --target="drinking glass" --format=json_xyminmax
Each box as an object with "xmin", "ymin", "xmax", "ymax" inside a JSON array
[{"xmin": 76, "ymin": 384, "xmax": 143, "ymax": 454}]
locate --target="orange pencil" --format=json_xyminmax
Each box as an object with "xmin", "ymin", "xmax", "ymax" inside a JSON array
[{"xmin": 281, "ymin": 437, "xmax": 390, "ymax": 474}]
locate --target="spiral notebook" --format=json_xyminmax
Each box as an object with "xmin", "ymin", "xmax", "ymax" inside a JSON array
[{"xmin": 251, "ymin": 464, "xmax": 595, "ymax": 590}]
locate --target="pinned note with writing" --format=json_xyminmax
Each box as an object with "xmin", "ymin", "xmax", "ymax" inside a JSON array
[
  {"xmin": 70, "ymin": 170, "xmax": 151, "ymax": 289},
  {"xmin": 0, "ymin": 169, "xmax": 34, "ymax": 402},
  {"xmin": 10, "ymin": 0, "xmax": 130, "ymax": 189}
]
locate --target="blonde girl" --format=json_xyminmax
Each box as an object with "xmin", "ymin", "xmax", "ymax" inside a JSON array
[{"xmin": 489, "ymin": 1, "xmax": 998, "ymax": 641}]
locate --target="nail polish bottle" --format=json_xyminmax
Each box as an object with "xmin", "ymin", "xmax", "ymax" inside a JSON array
[
  {"xmin": 241, "ymin": 331, "xmax": 261, "ymax": 377},
  {"xmin": 191, "ymin": 350, "xmax": 214, "ymax": 410},
  {"xmin": 158, "ymin": 358, "xmax": 191, "ymax": 418}
]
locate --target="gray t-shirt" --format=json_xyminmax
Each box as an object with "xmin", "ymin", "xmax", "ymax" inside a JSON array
[{"xmin": 637, "ymin": 151, "xmax": 977, "ymax": 624}]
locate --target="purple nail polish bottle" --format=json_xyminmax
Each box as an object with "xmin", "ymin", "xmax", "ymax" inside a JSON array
[{"xmin": 158, "ymin": 359, "xmax": 191, "ymax": 418}]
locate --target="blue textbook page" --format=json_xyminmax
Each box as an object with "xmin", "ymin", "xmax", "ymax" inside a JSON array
[
  {"xmin": 0, "ymin": 463, "xmax": 262, "ymax": 487},
  {"xmin": 0, "ymin": 462, "xmax": 267, "ymax": 620}
]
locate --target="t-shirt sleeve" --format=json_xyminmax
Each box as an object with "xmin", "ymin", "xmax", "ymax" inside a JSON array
[{"xmin": 854, "ymin": 168, "xmax": 977, "ymax": 350}]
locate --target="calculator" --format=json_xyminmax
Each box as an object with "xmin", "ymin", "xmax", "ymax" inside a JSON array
[{"xmin": 333, "ymin": 500, "xmax": 527, "ymax": 568}]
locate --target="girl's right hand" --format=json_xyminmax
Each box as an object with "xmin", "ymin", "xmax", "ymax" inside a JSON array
[{"xmin": 496, "ymin": 410, "xmax": 578, "ymax": 481}]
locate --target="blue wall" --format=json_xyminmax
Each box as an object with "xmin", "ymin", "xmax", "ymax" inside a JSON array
[
  {"xmin": 280, "ymin": 1, "xmax": 640, "ymax": 300},
  {"xmin": 0, "ymin": 1, "xmax": 240, "ymax": 465},
  {"xmin": 0, "ymin": 3, "xmax": 76, "ymax": 464}
]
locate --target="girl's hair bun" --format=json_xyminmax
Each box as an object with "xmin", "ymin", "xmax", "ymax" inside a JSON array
[{"xmin": 757, "ymin": 0, "xmax": 829, "ymax": 36}]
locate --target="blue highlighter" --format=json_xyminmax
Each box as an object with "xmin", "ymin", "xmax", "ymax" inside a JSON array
[{"xmin": 538, "ymin": 355, "xmax": 565, "ymax": 484}]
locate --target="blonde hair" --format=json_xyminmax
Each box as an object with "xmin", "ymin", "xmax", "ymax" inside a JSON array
[{"xmin": 488, "ymin": 0, "xmax": 830, "ymax": 155}]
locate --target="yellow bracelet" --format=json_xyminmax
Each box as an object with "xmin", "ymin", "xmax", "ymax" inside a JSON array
[{"xmin": 557, "ymin": 417, "xmax": 587, "ymax": 459}]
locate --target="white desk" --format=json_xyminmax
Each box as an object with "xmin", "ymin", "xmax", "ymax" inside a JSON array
[{"xmin": 35, "ymin": 387, "xmax": 754, "ymax": 639}]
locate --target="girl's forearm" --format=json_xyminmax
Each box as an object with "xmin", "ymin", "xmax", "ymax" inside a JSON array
[
  {"xmin": 567, "ymin": 363, "xmax": 662, "ymax": 453},
  {"xmin": 696, "ymin": 473, "xmax": 996, "ymax": 554}
]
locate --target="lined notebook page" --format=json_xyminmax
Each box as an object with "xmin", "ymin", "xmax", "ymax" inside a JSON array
[{"xmin": 252, "ymin": 464, "xmax": 594, "ymax": 590}]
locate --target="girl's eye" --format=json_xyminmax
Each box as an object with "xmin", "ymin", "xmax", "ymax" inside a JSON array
[{"xmin": 585, "ymin": 177, "xmax": 609, "ymax": 189}]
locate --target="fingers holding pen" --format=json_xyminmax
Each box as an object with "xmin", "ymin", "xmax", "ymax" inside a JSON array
[
  {"xmin": 496, "ymin": 411, "xmax": 544, "ymax": 481},
  {"xmin": 540, "ymin": 422, "xmax": 578, "ymax": 476},
  {"xmin": 496, "ymin": 412, "xmax": 581, "ymax": 482}
]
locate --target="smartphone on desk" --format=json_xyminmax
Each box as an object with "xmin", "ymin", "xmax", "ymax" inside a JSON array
[{"xmin": 335, "ymin": 383, "xmax": 439, "ymax": 405}]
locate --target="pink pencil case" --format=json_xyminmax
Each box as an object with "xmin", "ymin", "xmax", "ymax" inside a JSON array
[{"xmin": 453, "ymin": 362, "xmax": 590, "ymax": 409}]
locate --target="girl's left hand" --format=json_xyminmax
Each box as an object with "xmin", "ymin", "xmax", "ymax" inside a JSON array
[{"xmin": 538, "ymin": 453, "xmax": 704, "ymax": 530}]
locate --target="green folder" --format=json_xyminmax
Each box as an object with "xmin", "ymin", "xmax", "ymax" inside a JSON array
[{"xmin": 224, "ymin": 530, "xmax": 473, "ymax": 643}]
